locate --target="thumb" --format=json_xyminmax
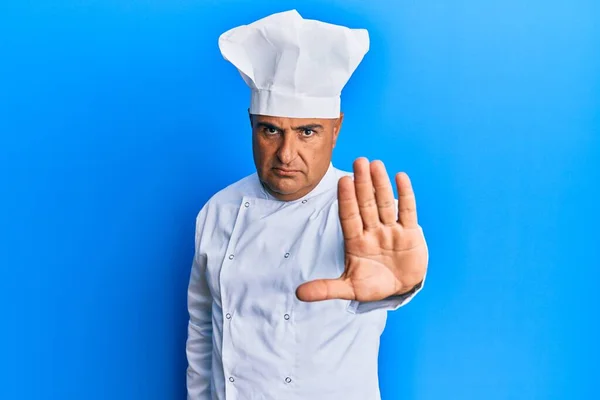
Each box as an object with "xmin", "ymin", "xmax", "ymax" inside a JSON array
[{"xmin": 296, "ymin": 278, "xmax": 355, "ymax": 302}]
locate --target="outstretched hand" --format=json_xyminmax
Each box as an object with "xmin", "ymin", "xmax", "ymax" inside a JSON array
[{"xmin": 296, "ymin": 157, "xmax": 428, "ymax": 302}]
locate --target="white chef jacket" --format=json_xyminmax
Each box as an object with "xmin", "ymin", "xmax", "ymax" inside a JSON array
[{"xmin": 186, "ymin": 163, "xmax": 426, "ymax": 400}]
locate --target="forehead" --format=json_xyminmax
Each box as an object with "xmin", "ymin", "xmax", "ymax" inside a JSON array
[{"xmin": 252, "ymin": 114, "xmax": 335, "ymax": 128}]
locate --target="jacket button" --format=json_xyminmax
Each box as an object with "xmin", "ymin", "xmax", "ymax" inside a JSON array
[
  {"xmin": 285, "ymin": 377, "xmax": 292, "ymax": 383},
  {"xmin": 229, "ymin": 377, "xmax": 235, "ymax": 382},
  {"xmin": 244, "ymin": 202, "xmax": 250, "ymax": 208},
  {"xmin": 284, "ymin": 314, "xmax": 290, "ymax": 320},
  {"xmin": 284, "ymin": 252, "xmax": 290, "ymax": 258},
  {"xmin": 228, "ymin": 254, "xmax": 234, "ymax": 260},
  {"xmin": 226, "ymin": 313, "xmax": 232, "ymax": 319}
]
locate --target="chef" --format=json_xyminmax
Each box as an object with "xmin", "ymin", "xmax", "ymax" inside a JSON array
[{"xmin": 186, "ymin": 9, "xmax": 428, "ymax": 400}]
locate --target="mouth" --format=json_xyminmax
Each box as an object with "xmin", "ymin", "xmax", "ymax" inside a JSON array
[{"xmin": 272, "ymin": 167, "xmax": 300, "ymax": 177}]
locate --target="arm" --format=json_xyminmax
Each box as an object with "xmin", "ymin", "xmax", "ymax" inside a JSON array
[{"xmin": 186, "ymin": 213, "xmax": 213, "ymax": 399}]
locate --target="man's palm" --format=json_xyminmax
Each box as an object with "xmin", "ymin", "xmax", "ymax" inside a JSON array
[{"xmin": 296, "ymin": 158, "xmax": 428, "ymax": 302}]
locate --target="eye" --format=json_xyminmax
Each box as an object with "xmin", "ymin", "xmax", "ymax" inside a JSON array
[
  {"xmin": 302, "ymin": 129, "xmax": 315, "ymax": 137},
  {"xmin": 263, "ymin": 127, "xmax": 279, "ymax": 135}
]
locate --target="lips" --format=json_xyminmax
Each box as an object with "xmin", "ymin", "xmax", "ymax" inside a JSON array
[
  {"xmin": 273, "ymin": 167, "xmax": 300, "ymax": 176},
  {"xmin": 275, "ymin": 168, "xmax": 297, "ymax": 173}
]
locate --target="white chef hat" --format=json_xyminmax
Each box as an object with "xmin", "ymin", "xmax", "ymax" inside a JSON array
[{"xmin": 218, "ymin": 9, "xmax": 369, "ymax": 119}]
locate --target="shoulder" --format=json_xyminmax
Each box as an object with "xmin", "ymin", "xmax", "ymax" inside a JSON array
[
  {"xmin": 209, "ymin": 173, "xmax": 258, "ymax": 205},
  {"xmin": 195, "ymin": 172, "xmax": 258, "ymax": 223}
]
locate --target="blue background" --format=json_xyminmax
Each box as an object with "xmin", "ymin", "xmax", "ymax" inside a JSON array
[{"xmin": 1, "ymin": 1, "xmax": 599, "ymax": 399}]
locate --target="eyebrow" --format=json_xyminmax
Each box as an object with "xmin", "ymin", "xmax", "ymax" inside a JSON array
[
  {"xmin": 255, "ymin": 122, "xmax": 324, "ymax": 132},
  {"xmin": 256, "ymin": 122, "xmax": 282, "ymax": 131},
  {"xmin": 292, "ymin": 123, "xmax": 324, "ymax": 131}
]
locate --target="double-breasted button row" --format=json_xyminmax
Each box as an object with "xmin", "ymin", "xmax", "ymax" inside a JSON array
[{"xmin": 226, "ymin": 200, "xmax": 297, "ymax": 388}]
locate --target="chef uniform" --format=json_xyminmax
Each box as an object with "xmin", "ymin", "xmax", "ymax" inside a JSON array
[{"xmin": 186, "ymin": 10, "xmax": 426, "ymax": 400}]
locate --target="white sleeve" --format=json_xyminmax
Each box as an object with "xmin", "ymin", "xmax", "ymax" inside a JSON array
[{"xmin": 186, "ymin": 213, "xmax": 214, "ymax": 399}]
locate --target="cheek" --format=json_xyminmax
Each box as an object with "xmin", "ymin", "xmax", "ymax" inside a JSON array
[
  {"xmin": 253, "ymin": 138, "xmax": 275, "ymax": 165},
  {"xmin": 308, "ymin": 138, "xmax": 332, "ymax": 161}
]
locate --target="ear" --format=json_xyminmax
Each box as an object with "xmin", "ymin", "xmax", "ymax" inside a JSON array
[{"xmin": 332, "ymin": 112, "xmax": 344, "ymax": 148}]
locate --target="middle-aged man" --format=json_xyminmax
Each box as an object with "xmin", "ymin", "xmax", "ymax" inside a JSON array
[{"xmin": 186, "ymin": 9, "xmax": 429, "ymax": 400}]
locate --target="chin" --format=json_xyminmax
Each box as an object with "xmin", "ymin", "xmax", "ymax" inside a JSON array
[
  {"xmin": 265, "ymin": 175, "xmax": 301, "ymax": 192},
  {"xmin": 269, "ymin": 182, "xmax": 299, "ymax": 195}
]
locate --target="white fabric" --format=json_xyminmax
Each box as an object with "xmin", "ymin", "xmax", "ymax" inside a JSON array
[
  {"xmin": 218, "ymin": 10, "xmax": 369, "ymax": 118},
  {"xmin": 186, "ymin": 164, "xmax": 426, "ymax": 400}
]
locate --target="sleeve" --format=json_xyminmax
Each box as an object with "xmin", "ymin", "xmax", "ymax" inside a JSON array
[
  {"xmin": 186, "ymin": 210, "xmax": 214, "ymax": 400},
  {"xmin": 347, "ymin": 225, "xmax": 428, "ymax": 314}
]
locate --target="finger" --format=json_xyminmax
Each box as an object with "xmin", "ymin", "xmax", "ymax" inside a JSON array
[
  {"xmin": 396, "ymin": 172, "xmax": 418, "ymax": 228},
  {"xmin": 370, "ymin": 160, "xmax": 397, "ymax": 226},
  {"xmin": 338, "ymin": 176, "xmax": 363, "ymax": 240},
  {"xmin": 296, "ymin": 278, "xmax": 355, "ymax": 302},
  {"xmin": 353, "ymin": 157, "xmax": 380, "ymax": 230}
]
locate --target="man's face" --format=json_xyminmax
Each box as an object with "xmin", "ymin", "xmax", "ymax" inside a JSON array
[{"xmin": 250, "ymin": 113, "xmax": 343, "ymax": 201}]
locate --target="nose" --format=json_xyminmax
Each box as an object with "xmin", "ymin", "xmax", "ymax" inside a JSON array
[{"xmin": 276, "ymin": 133, "xmax": 298, "ymax": 165}]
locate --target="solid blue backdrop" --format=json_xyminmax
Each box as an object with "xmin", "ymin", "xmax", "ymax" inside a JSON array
[{"xmin": 1, "ymin": 1, "xmax": 598, "ymax": 399}]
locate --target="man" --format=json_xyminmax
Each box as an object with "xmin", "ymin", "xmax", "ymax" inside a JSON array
[{"xmin": 186, "ymin": 10, "xmax": 428, "ymax": 400}]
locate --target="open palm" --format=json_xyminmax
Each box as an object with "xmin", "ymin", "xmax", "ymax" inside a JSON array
[{"xmin": 296, "ymin": 157, "xmax": 428, "ymax": 302}]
